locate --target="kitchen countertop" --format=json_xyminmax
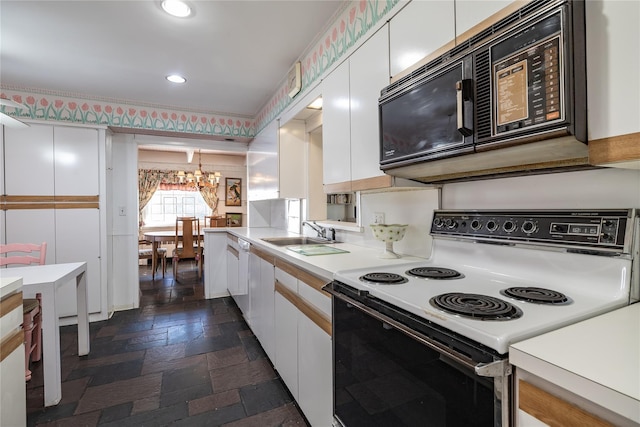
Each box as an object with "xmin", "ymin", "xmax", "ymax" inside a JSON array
[
  {"xmin": 509, "ymin": 302, "xmax": 640, "ymax": 424},
  {"xmin": 204, "ymin": 227, "xmax": 427, "ymax": 281},
  {"xmin": 1, "ymin": 276, "xmax": 22, "ymax": 299}
]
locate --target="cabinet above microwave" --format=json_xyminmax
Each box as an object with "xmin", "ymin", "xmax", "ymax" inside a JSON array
[{"xmin": 379, "ymin": 0, "xmax": 589, "ymax": 183}]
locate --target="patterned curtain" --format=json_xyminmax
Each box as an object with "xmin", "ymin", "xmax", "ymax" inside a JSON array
[
  {"xmin": 199, "ymin": 184, "xmax": 220, "ymax": 216},
  {"xmin": 138, "ymin": 169, "xmax": 164, "ymax": 225},
  {"xmin": 157, "ymin": 171, "xmax": 198, "ymax": 191},
  {"xmin": 138, "ymin": 168, "xmax": 220, "ymax": 222}
]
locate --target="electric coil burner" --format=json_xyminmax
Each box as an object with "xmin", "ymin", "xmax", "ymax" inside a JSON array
[
  {"xmin": 501, "ymin": 287, "xmax": 570, "ymax": 305},
  {"xmin": 430, "ymin": 292, "xmax": 523, "ymax": 320},
  {"xmin": 406, "ymin": 266, "xmax": 464, "ymax": 279},
  {"xmin": 359, "ymin": 272, "xmax": 408, "ymax": 285}
]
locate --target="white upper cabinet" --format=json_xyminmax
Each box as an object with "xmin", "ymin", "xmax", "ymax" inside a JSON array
[
  {"xmin": 54, "ymin": 126, "xmax": 100, "ymax": 196},
  {"xmin": 4, "ymin": 125, "xmax": 99, "ymax": 196},
  {"xmin": 4, "ymin": 124, "xmax": 55, "ymax": 196},
  {"xmin": 586, "ymin": 0, "xmax": 640, "ymax": 141},
  {"xmin": 248, "ymin": 118, "xmax": 308, "ymax": 200},
  {"xmin": 321, "ymin": 61, "xmax": 352, "ymax": 186},
  {"xmin": 349, "ymin": 27, "xmax": 390, "ymax": 182},
  {"xmin": 455, "ymin": 0, "xmax": 514, "ymax": 40},
  {"xmin": 389, "ymin": 0, "xmax": 455, "ymax": 77},
  {"xmin": 278, "ymin": 119, "xmax": 307, "ymax": 199},
  {"xmin": 247, "ymin": 121, "xmax": 278, "ymax": 200}
]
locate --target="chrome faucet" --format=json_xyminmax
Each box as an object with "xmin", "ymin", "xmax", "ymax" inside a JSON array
[{"xmin": 302, "ymin": 221, "xmax": 326, "ymax": 239}]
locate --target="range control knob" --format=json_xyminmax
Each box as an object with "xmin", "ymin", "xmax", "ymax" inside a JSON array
[
  {"xmin": 443, "ymin": 218, "xmax": 458, "ymax": 229},
  {"xmin": 503, "ymin": 220, "xmax": 517, "ymax": 233},
  {"xmin": 601, "ymin": 233, "xmax": 615, "ymax": 244},
  {"xmin": 434, "ymin": 217, "xmax": 443, "ymax": 228},
  {"xmin": 522, "ymin": 220, "xmax": 537, "ymax": 234},
  {"xmin": 486, "ymin": 220, "xmax": 498, "ymax": 232},
  {"xmin": 470, "ymin": 219, "xmax": 482, "ymax": 231}
]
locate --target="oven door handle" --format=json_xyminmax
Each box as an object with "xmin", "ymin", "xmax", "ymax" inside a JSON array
[
  {"xmin": 326, "ymin": 284, "xmax": 486, "ymax": 373},
  {"xmin": 475, "ymin": 359, "xmax": 512, "ymax": 378}
]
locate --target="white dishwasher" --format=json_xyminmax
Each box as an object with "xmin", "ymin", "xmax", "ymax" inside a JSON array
[{"xmin": 235, "ymin": 238, "xmax": 251, "ymax": 317}]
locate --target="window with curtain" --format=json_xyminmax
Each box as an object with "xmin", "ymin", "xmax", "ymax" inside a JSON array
[{"xmin": 141, "ymin": 189, "xmax": 211, "ymax": 226}]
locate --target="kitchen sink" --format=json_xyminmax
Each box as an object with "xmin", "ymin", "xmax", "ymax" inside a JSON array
[{"xmin": 261, "ymin": 237, "xmax": 339, "ymax": 246}]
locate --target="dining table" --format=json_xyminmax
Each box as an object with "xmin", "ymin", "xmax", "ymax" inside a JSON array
[
  {"xmin": 0, "ymin": 262, "xmax": 89, "ymax": 407},
  {"xmin": 143, "ymin": 230, "xmax": 204, "ymax": 278}
]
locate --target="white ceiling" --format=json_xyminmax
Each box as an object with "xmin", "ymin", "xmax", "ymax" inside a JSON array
[{"xmin": 0, "ymin": 0, "xmax": 345, "ymax": 118}]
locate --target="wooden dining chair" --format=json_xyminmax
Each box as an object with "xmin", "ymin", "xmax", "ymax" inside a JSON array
[
  {"xmin": 138, "ymin": 239, "xmax": 167, "ymax": 277},
  {"xmin": 0, "ymin": 242, "xmax": 46, "ymax": 381},
  {"xmin": 204, "ymin": 215, "xmax": 226, "ymax": 228},
  {"xmin": 172, "ymin": 217, "xmax": 203, "ymax": 279}
]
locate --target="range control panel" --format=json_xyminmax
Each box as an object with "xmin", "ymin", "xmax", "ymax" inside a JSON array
[{"xmin": 431, "ymin": 209, "xmax": 635, "ymax": 253}]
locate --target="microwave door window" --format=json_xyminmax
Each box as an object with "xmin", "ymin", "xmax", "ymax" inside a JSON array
[{"xmin": 381, "ymin": 65, "xmax": 464, "ymax": 163}]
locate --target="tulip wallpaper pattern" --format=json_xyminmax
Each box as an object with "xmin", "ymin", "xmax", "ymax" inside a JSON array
[{"xmin": 0, "ymin": 0, "xmax": 400, "ymax": 139}]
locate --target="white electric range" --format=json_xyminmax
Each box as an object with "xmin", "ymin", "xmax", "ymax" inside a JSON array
[
  {"xmin": 326, "ymin": 210, "xmax": 638, "ymax": 427},
  {"xmin": 331, "ymin": 209, "xmax": 638, "ymax": 355}
]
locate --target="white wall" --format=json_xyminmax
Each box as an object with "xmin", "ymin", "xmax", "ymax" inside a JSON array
[
  {"xmin": 441, "ymin": 168, "xmax": 640, "ymax": 210},
  {"xmin": 307, "ymin": 167, "xmax": 640, "ymax": 260},
  {"xmin": 336, "ymin": 188, "xmax": 440, "ymax": 259},
  {"xmin": 111, "ymin": 134, "xmax": 140, "ymax": 311},
  {"xmin": 247, "ymin": 199, "xmax": 288, "ymax": 229}
]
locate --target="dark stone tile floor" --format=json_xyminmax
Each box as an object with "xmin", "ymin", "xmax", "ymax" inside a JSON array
[{"xmin": 25, "ymin": 263, "xmax": 309, "ymax": 427}]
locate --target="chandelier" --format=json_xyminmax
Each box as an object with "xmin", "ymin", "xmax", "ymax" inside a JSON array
[{"xmin": 177, "ymin": 150, "xmax": 220, "ymax": 188}]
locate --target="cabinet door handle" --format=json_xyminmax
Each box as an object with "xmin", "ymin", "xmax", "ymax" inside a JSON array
[{"xmin": 456, "ymin": 79, "xmax": 474, "ymax": 137}]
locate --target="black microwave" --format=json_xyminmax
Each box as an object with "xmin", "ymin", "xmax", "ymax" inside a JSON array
[{"xmin": 379, "ymin": 0, "xmax": 586, "ymax": 170}]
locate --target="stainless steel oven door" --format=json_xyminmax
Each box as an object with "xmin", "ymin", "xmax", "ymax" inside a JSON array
[{"xmin": 326, "ymin": 282, "xmax": 512, "ymax": 427}]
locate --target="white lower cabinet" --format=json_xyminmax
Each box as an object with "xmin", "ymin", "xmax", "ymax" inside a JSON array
[
  {"xmin": 204, "ymin": 231, "xmax": 229, "ymax": 298},
  {"xmin": 236, "ymin": 248, "xmax": 333, "ymax": 426},
  {"xmin": 275, "ymin": 292, "xmax": 299, "ymax": 399},
  {"xmin": 298, "ymin": 313, "xmax": 332, "ymax": 427},
  {"xmin": 0, "ymin": 279, "xmax": 26, "ymax": 427},
  {"xmin": 248, "ymin": 247, "xmax": 276, "ymax": 361},
  {"xmin": 274, "ymin": 264, "xmax": 333, "ymax": 427}
]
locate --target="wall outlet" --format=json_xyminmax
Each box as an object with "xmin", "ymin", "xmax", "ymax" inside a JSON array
[{"xmin": 373, "ymin": 212, "xmax": 385, "ymax": 224}]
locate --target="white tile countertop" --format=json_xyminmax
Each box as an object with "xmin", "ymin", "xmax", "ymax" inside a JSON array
[
  {"xmin": 510, "ymin": 302, "xmax": 640, "ymax": 424},
  {"xmin": 205, "ymin": 227, "xmax": 427, "ymax": 281}
]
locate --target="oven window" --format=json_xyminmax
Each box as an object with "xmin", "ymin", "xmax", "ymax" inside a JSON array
[{"xmin": 333, "ymin": 298, "xmax": 496, "ymax": 426}]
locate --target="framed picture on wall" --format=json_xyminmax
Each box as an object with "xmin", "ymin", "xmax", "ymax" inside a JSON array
[
  {"xmin": 225, "ymin": 178, "xmax": 242, "ymax": 206},
  {"xmin": 226, "ymin": 213, "xmax": 242, "ymax": 227}
]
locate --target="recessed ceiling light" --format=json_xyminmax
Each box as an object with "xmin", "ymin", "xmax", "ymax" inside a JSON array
[
  {"xmin": 166, "ymin": 74, "xmax": 186, "ymax": 84},
  {"xmin": 161, "ymin": 0, "xmax": 191, "ymax": 18}
]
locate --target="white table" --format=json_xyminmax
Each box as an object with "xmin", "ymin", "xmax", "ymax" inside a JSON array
[{"xmin": 0, "ymin": 262, "xmax": 89, "ymax": 407}]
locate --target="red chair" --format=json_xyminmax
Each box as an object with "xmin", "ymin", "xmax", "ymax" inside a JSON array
[{"xmin": 0, "ymin": 242, "xmax": 46, "ymax": 381}]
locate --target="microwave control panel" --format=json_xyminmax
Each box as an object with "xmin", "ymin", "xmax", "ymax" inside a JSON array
[{"xmin": 490, "ymin": 10, "xmax": 566, "ymax": 137}]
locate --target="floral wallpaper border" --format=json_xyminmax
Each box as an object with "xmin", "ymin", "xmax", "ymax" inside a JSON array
[
  {"xmin": 0, "ymin": 0, "xmax": 400, "ymax": 139},
  {"xmin": 0, "ymin": 90, "xmax": 254, "ymax": 139},
  {"xmin": 255, "ymin": 0, "xmax": 401, "ymax": 132}
]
